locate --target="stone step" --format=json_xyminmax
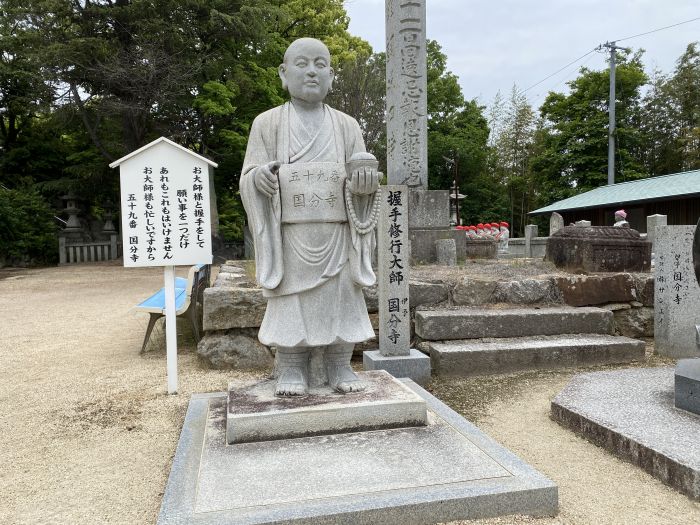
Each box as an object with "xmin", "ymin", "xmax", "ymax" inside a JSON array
[
  {"xmin": 415, "ymin": 306, "xmax": 613, "ymax": 341},
  {"xmin": 429, "ymin": 334, "xmax": 645, "ymax": 377}
]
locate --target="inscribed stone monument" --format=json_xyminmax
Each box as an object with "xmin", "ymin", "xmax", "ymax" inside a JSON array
[
  {"xmin": 549, "ymin": 212, "xmax": 564, "ymax": 236},
  {"xmin": 654, "ymin": 225, "xmax": 700, "ymax": 358},
  {"xmin": 239, "ymin": 38, "xmax": 381, "ymax": 396}
]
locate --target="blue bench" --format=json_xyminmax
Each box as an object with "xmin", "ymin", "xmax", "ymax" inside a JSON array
[{"xmin": 135, "ymin": 264, "xmax": 211, "ymax": 352}]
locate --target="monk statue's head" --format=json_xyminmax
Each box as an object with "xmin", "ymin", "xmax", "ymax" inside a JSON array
[{"xmin": 279, "ymin": 38, "xmax": 334, "ymax": 104}]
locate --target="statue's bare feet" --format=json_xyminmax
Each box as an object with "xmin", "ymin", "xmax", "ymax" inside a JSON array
[
  {"xmin": 275, "ymin": 366, "xmax": 308, "ymax": 396},
  {"xmin": 328, "ymin": 364, "xmax": 367, "ymax": 394}
]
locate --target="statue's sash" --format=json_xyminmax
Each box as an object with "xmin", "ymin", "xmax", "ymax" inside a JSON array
[{"xmin": 279, "ymin": 162, "xmax": 348, "ymax": 224}]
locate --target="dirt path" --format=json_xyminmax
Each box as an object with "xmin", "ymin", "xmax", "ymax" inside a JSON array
[{"xmin": 1, "ymin": 264, "xmax": 699, "ymax": 524}]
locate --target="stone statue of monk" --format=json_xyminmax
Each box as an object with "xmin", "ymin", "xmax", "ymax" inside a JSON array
[{"xmin": 240, "ymin": 38, "xmax": 379, "ymax": 396}]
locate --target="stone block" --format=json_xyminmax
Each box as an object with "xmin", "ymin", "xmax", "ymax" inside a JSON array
[
  {"xmin": 430, "ymin": 334, "xmax": 645, "ymax": 377},
  {"xmin": 197, "ymin": 329, "xmax": 274, "ymax": 369},
  {"xmin": 675, "ymin": 359, "xmax": 700, "ymax": 415},
  {"xmin": 464, "ymin": 239, "xmax": 497, "ymax": 259},
  {"xmin": 552, "ymin": 368, "xmax": 700, "ymax": 501},
  {"xmin": 157, "ymin": 383, "xmax": 558, "ymax": 524},
  {"xmin": 546, "ymin": 226, "xmax": 651, "ymax": 272},
  {"xmin": 409, "ymin": 229, "xmax": 465, "ymax": 264},
  {"xmin": 549, "ymin": 212, "xmax": 564, "ymax": 236},
  {"xmin": 435, "ymin": 238, "xmax": 457, "ymax": 266},
  {"xmin": 363, "ymin": 348, "xmax": 431, "ymax": 385},
  {"xmin": 646, "ymin": 214, "xmax": 667, "ymax": 248},
  {"xmin": 203, "ymin": 286, "xmax": 266, "ymax": 331},
  {"xmin": 415, "ymin": 307, "xmax": 614, "ymax": 341},
  {"xmin": 492, "ymin": 278, "xmax": 561, "ymax": 305},
  {"xmin": 407, "ymin": 189, "xmax": 449, "ymax": 228},
  {"xmin": 633, "ymin": 274, "xmax": 655, "ymax": 306},
  {"xmin": 555, "ymin": 274, "xmax": 636, "ymax": 306},
  {"xmin": 410, "ymin": 280, "xmax": 448, "ymax": 307},
  {"xmin": 226, "ymin": 370, "xmax": 428, "ymax": 444},
  {"xmin": 655, "ymin": 226, "xmax": 700, "ymax": 358},
  {"xmin": 613, "ymin": 306, "xmax": 654, "ymax": 338},
  {"xmin": 452, "ymin": 277, "xmax": 497, "ymax": 305}
]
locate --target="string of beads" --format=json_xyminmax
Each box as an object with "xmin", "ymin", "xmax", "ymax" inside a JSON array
[{"xmin": 345, "ymin": 182, "xmax": 381, "ymax": 235}]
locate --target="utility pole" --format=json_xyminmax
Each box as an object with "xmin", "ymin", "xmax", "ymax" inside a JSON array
[{"xmin": 598, "ymin": 41, "xmax": 629, "ymax": 185}]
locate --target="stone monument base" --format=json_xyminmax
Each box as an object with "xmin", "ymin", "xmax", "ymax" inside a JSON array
[
  {"xmin": 363, "ymin": 348, "xmax": 431, "ymax": 385},
  {"xmin": 157, "ymin": 380, "xmax": 558, "ymax": 524},
  {"xmin": 226, "ymin": 371, "xmax": 427, "ymax": 444},
  {"xmin": 675, "ymin": 359, "xmax": 700, "ymax": 415},
  {"xmin": 552, "ymin": 367, "xmax": 700, "ymax": 500}
]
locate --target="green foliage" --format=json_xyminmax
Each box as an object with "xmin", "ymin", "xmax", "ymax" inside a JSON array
[
  {"xmin": 0, "ymin": 186, "xmax": 57, "ymax": 265},
  {"xmin": 217, "ymin": 191, "xmax": 247, "ymax": 242}
]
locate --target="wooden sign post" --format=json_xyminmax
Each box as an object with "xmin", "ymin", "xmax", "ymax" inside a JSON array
[{"xmin": 110, "ymin": 137, "xmax": 216, "ymax": 394}]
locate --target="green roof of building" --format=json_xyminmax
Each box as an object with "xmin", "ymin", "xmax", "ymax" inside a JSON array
[{"xmin": 530, "ymin": 169, "xmax": 700, "ymax": 215}]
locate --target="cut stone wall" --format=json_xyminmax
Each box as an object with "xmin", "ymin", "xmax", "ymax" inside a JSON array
[{"xmin": 198, "ymin": 261, "xmax": 655, "ymax": 369}]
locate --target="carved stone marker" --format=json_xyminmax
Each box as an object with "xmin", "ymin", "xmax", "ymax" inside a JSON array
[
  {"xmin": 646, "ymin": 213, "xmax": 667, "ymax": 250},
  {"xmin": 386, "ymin": 0, "xmax": 427, "ymax": 188},
  {"xmin": 546, "ymin": 226, "xmax": 651, "ymax": 272},
  {"xmin": 435, "ymin": 238, "xmax": 457, "ymax": 266},
  {"xmin": 654, "ymin": 225, "xmax": 700, "ymax": 357},
  {"xmin": 550, "ymin": 212, "xmax": 564, "ymax": 236}
]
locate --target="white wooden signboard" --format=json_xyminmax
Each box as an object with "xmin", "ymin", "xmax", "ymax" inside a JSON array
[{"xmin": 110, "ymin": 137, "xmax": 216, "ymax": 393}]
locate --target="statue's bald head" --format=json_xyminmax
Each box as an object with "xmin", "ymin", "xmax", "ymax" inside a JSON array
[{"xmin": 283, "ymin": 38, "xmax": 331, "ymax": 65}]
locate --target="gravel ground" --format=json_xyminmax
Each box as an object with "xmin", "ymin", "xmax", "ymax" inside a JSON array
[{"xmin": 1, "ymin": 264, "xmax": 699, "ymax": 525}]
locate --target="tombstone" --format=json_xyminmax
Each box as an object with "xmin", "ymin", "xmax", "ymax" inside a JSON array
[
  {"xmin": 549, "ymin": 212, "xmax": 564, "ymax": 236},
  {"xmin": 655, "ymin": 225, "xmax": 700, "ymax": 358},
  {"xmin": 646, "ymin": 214, "xmax": 667, "ymax": 249},
  {"xmin": 364, "ymin": 185, "xmax": 430, "ymax": 383},
  {"xmin": 524, "ymin": 224, "xmax": 538, "ymax": 258},
  {"xmin": 435, "ymin": 238, "xmax": 457, "ymax": 266}
]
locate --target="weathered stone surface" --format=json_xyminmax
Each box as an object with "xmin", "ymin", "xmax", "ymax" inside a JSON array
[
  {"xmin": 363, "ymin": 349, "xmax": 431, "ymax": 385},
  {"xmin": 655, "ymin": 226, "xmax": 700, "ymax": 358},
  {"xmin": 464, "ymin": 239, "xmax": 497, "ymax": 259},
  {"xmin": 613, "ymin": 306, "xmax": 654, "ymax": 338},
  {"xmin": 524, "ymin": 225, "xmax": 539, "ymax": 258},
  {"xmin": 435, "ymin": 238, "xmax": 457, "ymax": 266},
  {"xmin": 646, "ymin": 214, "xmax": 667, "ymax": 248},
  {"xmin": 546, "ymin": 226, "xmax": 651, "ymax": 272},
  {"xmin": 415, "ymin": 307, "xmax": 614, "ymax": 341},
  {"xmin": 675, "ymin": 358, "xmax": 700, "ymax": 415},
  {"xmin": 633, "ymin": 274, "xmax": 654, "ymax": 306},
  {"xmin": 492, "ymin": 278, "xmax": 561, "ymax": 305},
  {"xmin": 552, "ymin": 368, "xmax": 700, "ymax": 501},
  {"xmin": 409, "ymin": 280, "xmax": 448, "ymax": 307},
  {"xmin": 549, "ymin": 212, "xmax": 564, "ymax": 236},
  {"xmin": 226, "ymin": 370, "xmax": 427, "ymax": 444},
  {"xmin": 409, "ymin": 229, "xmax": 466, "ymax": 263},
  {"xmin": 157, "ymin": 384, "xmax": 559, "ymax": 524},
  {"xmin": 555, "ymin": 274, "xmax": 636, "ymax": 306},
  {"xmin": 407, "ymin": 189, "xmax": 449, "ymax": 228},
  {"xmin": 599, "ymin": 302, "xmax": 631, "ymax": 312},
  {"xmin": 203, "ymin": 286, "xmax": 266, "ymax": 331},
  {"xmin": 197, "ymin": 329, "xmax": 274, "ymax": 369},
  {"xmin": 430, "ymin": 334, "xmax": 645, "ymax": 377},
  {"xmin": 452, "ymin": 277, "xmax": 497, "ymax": 306}
]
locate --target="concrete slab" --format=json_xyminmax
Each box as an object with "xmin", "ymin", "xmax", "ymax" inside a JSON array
[
  {"xmin": 430, "ymin": 334, "xmax": 645, "ymax": 377},
  {"xmin": 226, "ymin": 370, "xmax": 427, "ymax": 444},
  {"xmin": 675, "ymin": 358, "xmax": 700, "ymax": 415},
  {"xmin": 415, "ymin": 306, "xmax": 613, "ymax": 341},
  {"xmin": 552, "ymin": 367, "xmax": 700, "ymax": 500},
  {"xmin": 363, "ymin": 348, "xmax": 431, "ymax": 385},
  {"xmin": 158, "ymin": 381, "xmax": 558, "ymax": 525}
]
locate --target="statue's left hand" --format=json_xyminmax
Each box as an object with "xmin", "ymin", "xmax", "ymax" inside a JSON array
[{"xmin": 348, "ymin": 167, "xmax": 379, "ymax": 195}]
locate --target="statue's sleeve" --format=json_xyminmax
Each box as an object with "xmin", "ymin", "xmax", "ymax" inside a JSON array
[
  {"xmin": 240, "ymin": 113, "xmax": 284, "ymax": 290},
  {"xmin": 343, "ymin": 115, "xmax": 377, "ymax": 288}
]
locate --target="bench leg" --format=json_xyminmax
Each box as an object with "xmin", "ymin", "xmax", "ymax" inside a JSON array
[
  {"xmin": 142, "ymin": 313, "xmax": 163, "ymax": 352},
  {"xmin": 188, "ymin": 307, "xmax": 201, "ymax": 345}
]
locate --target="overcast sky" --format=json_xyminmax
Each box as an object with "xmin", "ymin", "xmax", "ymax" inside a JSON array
[{"xmin": 344, "ymin": 0, "xmax": 699, "ymax": 109}]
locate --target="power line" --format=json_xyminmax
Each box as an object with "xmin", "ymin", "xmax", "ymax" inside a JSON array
[
  {"xmin": 613, "ymin": 16, "xmax": 700, "ymax": 43},
  {"xmin": 518, "ymin": 48, "xmax": 597, "ymax": 95}
]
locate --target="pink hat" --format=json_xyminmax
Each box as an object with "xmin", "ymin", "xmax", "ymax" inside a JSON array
[
  {"xmin": 500, "ymin": 221, "xmax": 509, "ymax": 227},
  {"xmin": 615, "ymin": 209, "xmax": 627, "ymax": 218}
]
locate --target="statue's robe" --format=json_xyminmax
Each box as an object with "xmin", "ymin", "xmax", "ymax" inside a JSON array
[{"xmin": 240, "ymin": 102, "xmax": 376, "ymax": 347}]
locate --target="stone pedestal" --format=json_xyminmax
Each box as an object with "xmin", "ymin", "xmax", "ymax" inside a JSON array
[
  {"xmin": 364, "ymin": 349, "xmax": 431, "ymax": 386},
  {"xmin": 226, "ymin": 371, "xmax": 428, "ymax": 444},
  {"xmin": 464, "ymin": 239, "xmax": 497, "ymax": 259},
  {"xmin": 435, "ymin": 239, "xmax": 456, "ymax": 266},
  {"xmin": 675, "ymin": 359, "xmax": 700, "ymax": 415}
]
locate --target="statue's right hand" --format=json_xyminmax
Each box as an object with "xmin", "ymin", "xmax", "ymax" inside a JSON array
[{"xmin": 254, "ymin": 161, "xmax": 281, "ymax": 198}]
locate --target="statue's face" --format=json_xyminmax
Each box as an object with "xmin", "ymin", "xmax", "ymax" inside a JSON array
[{"xmin": 280, "ymin": 39, "xmax": 334, "ymax": 103}]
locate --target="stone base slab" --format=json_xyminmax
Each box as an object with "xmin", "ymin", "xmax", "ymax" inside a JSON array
[
  {"xmin": 552, "ymin": 367, "xmax": 700, "ymax": 501},
  {"xmin": 675, "ymin": 359, "xmax": 700, "ymax": 415},
  {"xmin": 363, "ymin": 348, "xmax": 431, "ymax": 385},
  {"xmin": 226, "ymin": 370, "xmax": 427, "ymax": 444},
  {"xmin": 158, "ymin": 381, "xmax": 558, "ymax": 525}
]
